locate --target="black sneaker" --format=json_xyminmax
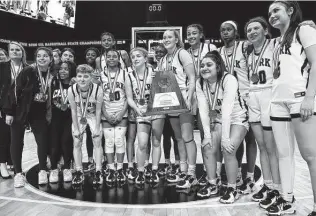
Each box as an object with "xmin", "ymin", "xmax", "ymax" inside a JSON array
[
  {"xmin": 167, "ymin": 171, "xmax": 186, "ymax": 183},
  {"xmin": 197, "ymin": 182, "xmax": 218, "ymax": 198},
  {"xmin": 116, "ymin": 169, "xmax": 126, "ymax": 182},
  {"xmin": 144, "ymin": 166, "xmax": 151, "ymax": 178},
  {"xmin": 197, "ymin": 171, "xmax": 208, "ymax": 186},
  {"xmin": 259, "ymin": 189, "xmax": 280, "ymax": 209},
  {"xmin": 308, "ymin": 211, "xmax": 316, "ymax": 216},
  {"xmin": 176, "ymin": 174, "xmax": 197, "ymax": 189},
  {"xmin": 84, "ymin": 160, "xmax": 95, "ymax": 172},
  {"xmin": 105, "ymin": 169, "xmax": 116, "ymax": 183},
  {"xmin": 92, "ymin": 170, "xmax": 103, "ymax": 185},
  {"xmin": 167, "ymin": 164, "xmax": 180, "ymax": 177},
  {"xmin": 266, "ymin": 196, "xmax": 296, "ymax": 215},
  {"xmin": 135, "ymin": 171, "xmax": 145, "ymax": 184},
  {"xmin": 150, "ymin": 169, "xmax": 159, "ymax": 183},
  {"xmin": 102, "ymin": 161, "xmax": 109, "ymax": 175},
  {"xmin": 239, "ymin": 177, "xmax": 255, "ymax": 195},
  {"xmin": 72, "ymin": 170, "xmax": 84, "ymax": 185},
  {"xmin": 219, "ymin": 187, "xmax": 240, "ymax": 204},
  {"xmin": 127, "ymin": 167, "xmax": 137, "ymax": 181},
  {"xmin": 252, "ymin": 184, "xmax": 270, "ymax": 202}
]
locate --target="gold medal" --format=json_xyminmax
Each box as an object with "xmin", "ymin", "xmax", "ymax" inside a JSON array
[
  {"xmin": 80, "ymin": 117, "xmax": 87, "ymax": 125},
  {"xmin": 251, "ymin": 73, "xmax": 260, "ymax": 83},
  {"xmin": 139, "ymin": 98, "xmax": 145, "ymax": 106},
  {"xmin": 61, "ymin": 103, "xmax": 68, "ymax": 111},
  {"xmin": 273, "ymin": 68, "xmax": 280, "ymax": 79},
  {"xmin": 109, "ymin": 92, "xmax": 115, "ymax": 101}
]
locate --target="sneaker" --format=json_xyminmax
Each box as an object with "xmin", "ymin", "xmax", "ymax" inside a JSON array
[
  {"xmin": 236, "ymin": 175, "xmax": 243, "ymax": 187},
  {"xmin": 116, "ymin": 169, "xmax": 126, "ymax": 182},
  {"xmin": 127, "ymin": 167, "xmax": 137, "ymax": 180},
  {"xmin": 38, "ymin": 170, "xmax": 48, "ymax": 185},
  {"xmin": 14, "ymin": 173, "xmax": 26, "ymax": 188},
  {"xmin": 158, "ymin": 167, "xmax": 166, "ymax": 177},
  {"xmin": 93, "ymin": 170, "xmax": 103, "ymax": 185},
  {"xmin": 219, "ymin": 187, "xmax": 240, "ymax": 204},
  {"xmin": 266, "ymin": 196, "xmax": 296, "ymax": 215},
  {"xmin": 167, "ymin": 164, "xmax": 180, "ymax": 176},
  {"xmin": 259, "ymin": 189, "xmax": 280, "ymax": 209},
  {"xmin": 308, "ymin": 211, "xmax": 316, "ymax": 216},
  {"xmin": 197, "ymin": 171, "xmax": 208, "ymax": 186},
  {"xmin": 239, "ymin": 177, "xmax": 255, "ymax": 194},
  {"xmin": 72, "ymin": 170, "xmax": 84, "ymax": 185},
  {"xmin": 63, "ymin": 169, "xmax": 72, "ymax": 182},
  {"xmin": 197, "ymin": 182, "xmax": 218, "ymax": 198},
  {"xmin": 252, "ymin": 184, "xmax": 270, "ymax": 202},
  {"xmin": 150, "ymin": 169, "xmax": 159, "ymax": 183},
  {"xmin": 49, "ymin": 169, "xmax": 59, "ymax": 183},
  {"xmin": 135, "ymin": 171, "xmax": 145, "ymax": 184},
  {"xmin": 176, "ymin": 175, "xmax": 198, "ymax": 189},
  {"xmin": 105, "ymin": 169, "xmax": 116, "ymax": 183},
  {"xmin": 144, "ymin": 166, "xmax": 151, "ymax": 178},
  {"xmin": 84, "ymin": 160, "xmax": 95, "ymax": 172},
  {"xmin": 167, "ymin": 171, "xmax": 186, "ymax": 183}
]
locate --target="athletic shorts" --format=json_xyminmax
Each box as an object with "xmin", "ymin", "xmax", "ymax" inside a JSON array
[
  {"xmin": 230, "ymin": 111, "xmax": 249, "ymax": 131},
  {"xmin": 72, "ymin": 115, "xmax": 102, "ymax": 136},
  {"xmin": 128, "ymin": 105, "xmax": 152, "ymax": 124},
  {"xmin": 248, "ymin": 88, "xmax": 272, "ymax": 127},
  {"xmin": 101, "ymin": 110, "xmax": 128, "ymax": 122}
]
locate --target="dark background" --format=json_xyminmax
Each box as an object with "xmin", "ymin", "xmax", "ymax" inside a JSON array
[{"xmin": 1, "ymin": 1, "xmax": 316, "ymax": 63}]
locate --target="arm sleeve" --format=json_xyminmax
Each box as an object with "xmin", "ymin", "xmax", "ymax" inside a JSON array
[
  {"xmin": 196, "ymin": 79, "xmax": 212, "ymax": 139},
  {"xmin": 179, "ymin": 49, "xmax": 193, "ymax": 68},
  {"xmin": 299, "ymin": 25, "xmax": 316, "ymax": 49},
  {"xmin": 221, "ymin": 74, "xmax": 238, "ymax": 141}
]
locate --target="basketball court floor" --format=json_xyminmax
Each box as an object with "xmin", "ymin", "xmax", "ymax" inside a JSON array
[{"xmin": 0, "ymin": 131, "xmax": 313, "ymax": 216}]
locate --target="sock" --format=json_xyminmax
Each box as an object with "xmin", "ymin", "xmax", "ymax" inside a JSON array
[
  {"xmin": 175, "ymin": 160, "xmax": 180, "ymax": 166},
  {"xmin": 95, "ymin": 165, "xmax": 101, "ymax": 171},
  {"xmin": 216, "ymin": 162, "xmax": 222, "ymax": 177},
  {"xmin": 88, "ymin": 157, "xmax": 94, "ymax": 163},
  {"xmin": 117, "ymin": 163, "xmax": 123, "ymax": 170},
  {"xmin": 237, "ymin": 167, "xmax": 242, "ymax": 177},
  {"xmin": 188, "ymin": 164, "xmax": 196, "ymax": 177},
  {"xmin": 203, "ymin": 165, "xmax": 206, "ymax": 172},
  {"xmin": 283, "ymin": 192, "xmax": 294, "ymax": 202},
  {"xmin": 264, "ymin": 179, "xmax": 273, "ymax": 188},
  {"xmin": 76, "ymin": 167, "xmax": 83, "ymax": 172},
  {"xmin": 273, "ymin": 183, "xmax": 281, "ymax": 191},
  {"xmin": 108, "ymin": 163, "xmax": 115, "ymax": 170},
  {"xmin": 152, "ymin": 165, "xmax": 158, "ymax": 170},
  {"xmin": 144, "ymin": 160, "xmax": 149, "ymax": 167},
  {"xmin": 165, "ymin": 159, "xmax": 171, "ymax": 165},
  {"xmin": 138, "ymin": 167, "xmax": 144, "ymax": 172},
  {"xmin": 128, "ymin": 162, "xmax": 134, "ymax": 168},
  {"xmin": 246, "ymin": 172, "xmax": 254, "ymax": 181},
  {"xmin": 313, "ymin": 203, "xmax": 316, "ymax": 212},
  {"xmin": 208, "ymin": 178, "xmax": 217, "ymax": 185},
  {"xmin": 180, "ymin": 161, "xmax": 187, "ymax": 173},
  {"xmin": 228, "ymin": 183, "xmax": 236, "ymax": 189}
]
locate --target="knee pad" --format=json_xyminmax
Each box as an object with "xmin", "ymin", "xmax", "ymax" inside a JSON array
[
  {"xmin": 114, "ymin": 126, "xmax": 127, "ymax": 154},
  {"xmin": 103, "ymin": 128, "xmax": 115, "ymax": 154}
]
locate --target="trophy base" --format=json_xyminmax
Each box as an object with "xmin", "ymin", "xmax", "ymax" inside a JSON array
[{"xmin": 144, "ymin": 108, "xmax": 189, "ymax": 116}]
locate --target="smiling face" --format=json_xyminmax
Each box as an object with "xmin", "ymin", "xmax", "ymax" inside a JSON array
[
  {"xmin": 220, "ymin": 23, "xmax": 236, "ymax": 43},
  {"xmin": 246, "ymin": 22, "xmax": 267, "ymax": 45},
  {"xmin": 155, "ymin": 46, "xmax": 166, "ymax": 62},
  {"xmin": 9, "ymin": 44, "xmax": 23, "ymax": 61},
  {"xmin": 187, "ymin": 26, "xmax": 203, "ymax": 47},
  {"xmin": 268, "ymin": 2, "xmax": 292, "ymax": 30},
  {"xmin": 131, "ymin": 50, "xmax": 146, "ymax": 69},
  {"xmin": 86, "ymin": 50, "xmax": 97, "ymax": 65},
  {"xmin": 36, "ymin": 49, "xmax": 52, "ymax": 68},
  {"xmin": 101, "ymin": 34, "xmax": 115, "ymax": 50},
  {"xmin": 106, "ymin": 50, "xmax": 119, "ymax": 67},
  {"xmin": 200, "ymin": 57, "xmax": 218, "ymax": 81},
  {"xmin": 59, "ymin": 62, "xmax": 70, "ymax": 80},
  {"xmin": 61, "ymin": 50, "xmax": 74, "ymax": 63},
  {"xmin": 76, "ymin": 72, "xmax": 92, "ymax": 89},
  {"xmin": 53, "ymin": 51, "xmax": 60, "ymax": 64},
  {"xmin": 0, "ymin": 50, "xmax": 7, "ymax": 62},
  {"xmin": 163, "ymin": 30, "xmax": 178, "ymax": 50}
]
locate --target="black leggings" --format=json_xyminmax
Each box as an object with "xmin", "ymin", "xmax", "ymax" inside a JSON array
[
  {"xmin": 49, "ymin": 110, "xmax": 73, "ymax": 170},
  {"xmin": 0, "ymin": 113, "xmax": 11, "ymax": 164},
  {"xmin": 11, "ymin": 116, "xmax": 48, "ymax": 173},
  {"xmin": 163, "ymin": 117, "xmax": 179, "ymax": 160}
]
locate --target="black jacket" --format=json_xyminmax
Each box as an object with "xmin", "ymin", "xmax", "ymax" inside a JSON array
[{"xmin": 0, "ymin": 61, "xmax": 13, "ymax": 110}]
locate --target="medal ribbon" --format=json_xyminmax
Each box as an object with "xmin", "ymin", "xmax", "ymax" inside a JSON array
[
  {"xmin": 79, "ymin": 85, "xmax": 91, "ymax": 118},
  {"xmin": 272, "ymin": 38, "xmax": 283, "ymax": 77},
  {"xmin": 251, "ymin": 39, "xmax": 269, "ymax": 76},
  {"xmin": 223, "ymin": 41, "xmax": 237, "ymax": 74},
  {"xmin": 107, "ymin": 69, "xmax": 120, "ymax": 95},
  {"xmin": 165, "ymin": 47, "xmax": 178, "ymax": 70},
  {"xmin": 10, "ymin": 62, "xmax": 22, "ymax": 81},
  {"xmin": 205, "ymin": 81, "xmax": 220, "ymax": 111},
  {"xmin": 59, "ymin": 81, "xmax": 68, "ymax": 104},
  {"xmin": 189, "ymin": 43, "xmax": 202, "ymax": 76},
  {"xmin": 134, "ymin": 67, "xmax": 148, "ymax": 102},
  {"xmin": 37, "ymin": 67, "xmax": 50, "ymax": 94}
]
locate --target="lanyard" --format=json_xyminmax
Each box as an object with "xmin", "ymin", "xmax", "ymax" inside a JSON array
[{"xmin": 223, "ymin": 41, "xmax": 237, "ymax": 74}]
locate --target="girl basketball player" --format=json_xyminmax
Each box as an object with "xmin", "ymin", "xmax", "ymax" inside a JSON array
[
  {"xmin": 152, "ymin": 29, "xmax": 197, "ymax": 189},
  {"xmin": 52, "ymin": 49, "xmax": 61, "ymax": 65},
  {"xmin": 0, "ymin": 48, "xmax": 9, "ymax": 62},
  {"xmin": 101, "ymin": 49, "xmax": 128, "ymax": 183},
  {"xmin": 4, "ymin": 47, "xmax": 52, "ymax": 187},
  {"xmin": 242, "ymin": 17, "xmax": 282, "ymax": 207},
  {"xmin": 267, "ymin": 1, "xmax": 316, "ymax": 215},
  {"xmin": 125, "ymin": 47, "xmax": 154, "ymax": 184},
  {"xmin": 186, "ymin": 23, "xmax": 217, "ymax": 185},
  {"xmin": 61, "ymin": 48, "xmax": 75, "ymax": 63},
  {"xmin": 68, "ymin": 64, "xmax": 104, "ymax": 185},
  {"xmin": 219, "ymin": 21, "xmax": 257, "ymax": 187},
  {"xmin": 49, "ymin": 61, "xmax": 76, "ymax": 183},
  {"xmin": 196, "ymin": 51, "xmax": 248, "ymax": 203}
]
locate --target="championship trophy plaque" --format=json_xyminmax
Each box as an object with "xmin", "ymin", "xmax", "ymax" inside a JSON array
[{"xmin": 145, "ymin": 70, "xmax": 189, "ymax": 115}]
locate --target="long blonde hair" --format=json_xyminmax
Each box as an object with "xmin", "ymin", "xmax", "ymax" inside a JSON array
[{"xmin": 8, "ymin": 42, "xmax": 28, "ymax": 66}]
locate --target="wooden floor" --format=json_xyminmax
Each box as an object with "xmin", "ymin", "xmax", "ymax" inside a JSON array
[{"xmin": 0, "ymin": 131, "xmax": 314, "ymax": 216}]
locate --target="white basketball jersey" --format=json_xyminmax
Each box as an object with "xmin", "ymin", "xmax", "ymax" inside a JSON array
[
  {"xmin": 272, "ymin": 27, "xmax": 312, "ymax": 102},
  {"xmin": 247, "ymin": 39, "xmax": 275, "ymax": 91},
  {"xmin": 127, "ymin": 67, "xmax": 154, "ymax": 106},
  {"xmin": 101, "ymin": 68, "xmax": 127, "ymax": 114},
  {"xmin": 159, "ymin": 48, "xmax": 189, "ymax": 90},
  {"xmin": 70, "ymin": 83, "xmax": 101, "ymax": 117},
  {"xmin": 100, "ymin": 50, "xmax": 128, "ymax": 71},
  {"xmin": 219, "ymin": 41, "xmax": 249, "ymax": 95}
]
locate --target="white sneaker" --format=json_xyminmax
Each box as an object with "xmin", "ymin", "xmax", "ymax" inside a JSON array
[
  {"xmin": 38, "ymin": 170, "xmax": 48, "ymax": 185},
  {"xmin": 14, "ymin": 173, "xmax": 26, "ymax": 188},
  {"xmin": 49, "ymin": 169, "xmax": 59, "ymax": 183},
  {"xmin": 63, "ymin": 169, "xmax": 72, "ymax": 182}
]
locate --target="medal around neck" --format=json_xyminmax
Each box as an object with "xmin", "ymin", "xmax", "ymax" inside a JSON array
[
  {"xmin": 80, "ymin": 117, "xmax": 87, "ymax": 125},
  {"xmin": 145, "ymin": 70, "xmax": 189, "ymax": 116}
]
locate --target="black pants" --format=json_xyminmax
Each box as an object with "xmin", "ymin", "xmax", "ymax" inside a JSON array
[
  {"xmin": 0, "ymin": 113, "xmax": 12, "ymax": 164},
  {"xmin": 11, "ymin": 116, "xmax": 48, "ymax": 173},
  {"xmin": 163, "ymin": 117, "xmax": 179, "ymax": 159},
  {"xmin": 49, "ymin": 110, "xmax": 73, "ymax": 169}
]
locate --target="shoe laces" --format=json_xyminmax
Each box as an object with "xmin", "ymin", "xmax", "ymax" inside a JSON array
[{"xmin": 222, "ymin": 187, "xmax": 235, "ymax": 199}]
